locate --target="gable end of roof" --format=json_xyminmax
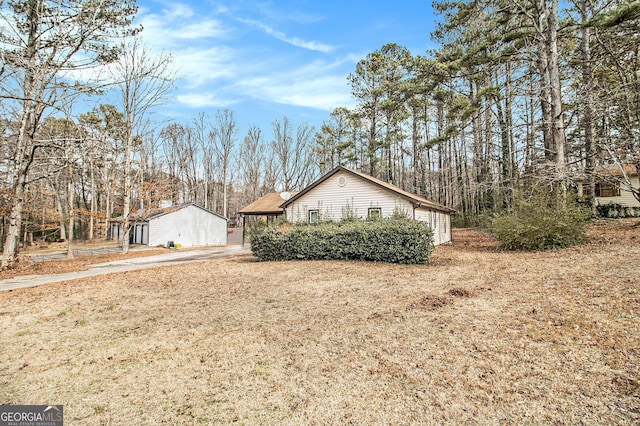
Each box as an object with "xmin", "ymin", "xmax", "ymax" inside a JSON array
[{"xmin": 280, "ymin": 166, "xmax": 455, "ymax": 213}]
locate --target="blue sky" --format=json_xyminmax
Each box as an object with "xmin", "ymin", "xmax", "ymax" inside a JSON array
[{"xmin": 134, "ymin": 0, "xmax": 438, "ymax": 135}]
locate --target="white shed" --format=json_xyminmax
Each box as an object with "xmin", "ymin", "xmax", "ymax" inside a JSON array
[
  {"xmin": 110, "ymin": 203, "xmax": 228, "ymax": 247},
  {"xmin": 280, "ymin": 166, "xmax": 456, "ymax": 245}
]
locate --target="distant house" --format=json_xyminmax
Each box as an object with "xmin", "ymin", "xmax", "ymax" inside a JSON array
[
  {"xmin": 580, "ymin": 164, "xmax": 640, "ymax": 217},
  {"xmin": 593, "ymin": 165, "xmax": 639, "ymax": 207},
  {"xmin": 279, "ymin": 166, "xmax": 456, "ymax": 245},
  {"xmin": 110, "ymin": 203, "xmax": 228, "ymax": 247}
]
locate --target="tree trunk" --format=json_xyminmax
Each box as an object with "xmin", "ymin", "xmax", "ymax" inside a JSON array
[
  {"xmin": 1, "ymin": 0, "xmax": 39, "ymax": 268},
  {"xmin": 66, "ymin": 176, "xmax": 75, "ymax": 259},
  {"xmin": 494, "ymin": 88, "xmax": 513, "ymax": 210},
  {"xmin": 580, "ymin": 0, "xmax": 596, "ymax": 214},
  {"xmin": 122, "ymin": 131, "xmax": 133, "ymax": 254},
  {"xmin": 89, "ymin": 160, "xmax": 96, "ymax": 241},
  {"xmin": 537, "ymin": 30, "xmax": 554, "ymax": 163},
  {"xmin": 547, "ymin": 0, "xmax": 567, "ymax": 202},
  {"xmin": 2, "ymin": 179, "xmax": 26, "ymax": 268}
]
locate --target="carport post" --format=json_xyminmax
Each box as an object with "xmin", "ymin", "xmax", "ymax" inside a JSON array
[{"xmin": 242, "ymin": 214, "xmax": 246, "ymax": 247}]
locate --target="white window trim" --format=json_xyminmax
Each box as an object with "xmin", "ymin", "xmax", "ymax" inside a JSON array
[
  {"xmin": 308, "ymin": 209, "xmax": 319, "ymax": 224},
  {"xmin": 368, "ymin": 207, "xmax": 382, "ymax": 219}
]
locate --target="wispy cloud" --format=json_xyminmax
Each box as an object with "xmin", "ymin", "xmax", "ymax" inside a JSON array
[
  {"xmin": 238, "ymin": 18, "xmax": 334, "ymax": 53},
  {"xmin": 172, "ymin": 46, "xmax": 239, "ymax": 87},
  {"xmin": 176, "ymin": 92, "xmax": 239, "ymax": 109},
  {"xmin": 253, "ymin": 2, "xmax": 324, "ymax": 25},
  {"xmin": 132, "ymin": 1, "xmax": 353, "ymax": 118},
  {"xmin": 260, "ymin": 76, "xmax": 353, "ymax": 110},
  {"xmin": 162, "ymin": 3, "xmax": 194, "ymax": 19},
  {"xmin": 237, "ymin": 60, "xmax": 354, "ymax": 111},
  {"xmin": 137, "ymin": 3, "xmax": 230, "ymax": 50}
]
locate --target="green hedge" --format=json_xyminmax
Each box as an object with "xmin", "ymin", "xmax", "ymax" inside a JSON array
[{"xmin": 250, "ymin": 219, "xmax": 435, "ymax": 264}]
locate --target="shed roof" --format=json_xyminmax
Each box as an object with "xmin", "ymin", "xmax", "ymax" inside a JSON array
[
  {"xmin": 113, "ymin": 203, "xmax": 227, "ymax": 222},
  {"xmin": 280, "ymin": 166, "xmax": 456, "ymax": 214},
  {"xmin": 238, "ymin": 192, "xmax": 298, "ymax": 215}
]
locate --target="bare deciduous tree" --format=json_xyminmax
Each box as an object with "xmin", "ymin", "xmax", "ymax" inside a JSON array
[
  {"xmin": 0, "ymin": 0, "xmax": 138, "ymax": 268},
  {"xmin": 211, "ymin": 109, "xmax": 237, "ymax": 218},
  {"xmin": 109, "ymin": 37, "xmax": 173, "ymax": 254}
]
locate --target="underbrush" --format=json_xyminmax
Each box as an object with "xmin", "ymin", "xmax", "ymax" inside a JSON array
[{"xmin": 490, "ymin": 193, "xmax": 591, "ymax": 251}]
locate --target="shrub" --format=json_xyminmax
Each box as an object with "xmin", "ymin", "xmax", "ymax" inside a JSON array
[
  {"xmin": 250, "ymin": 218, "xmax": 434, "ymax": 264},
  {"xmin": 597, "ymin": 203, "xmax": 640, "ymax": 218},
  {"xmin": 490, "ymin": 193, "xmax": 590, "ymax": 251}
]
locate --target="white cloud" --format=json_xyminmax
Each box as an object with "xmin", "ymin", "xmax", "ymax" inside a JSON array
[
  {"xmin": 131, "ymin": 2, "xmax": 353, "ymax": 116},
  {"xmin": 137, "ymin": 4, "xmax": 229, "ymax": 50},
  {"xmin": 174, "ymin": 20, "xmax": 228, "ymax": 40},
  {"xmin": 175, "ymin": 92, "xmax": 239, "ymax": 108},
  {"xmin": 161, "ymin": 3, "xmax": 195, "ymax": 19},
  {"xmin": 238, "ymin": 63, "xmax": 354, "ymax": 111},
  {"xmin": 269, "ymin": 77, "xmax": 353, "ymax": 110},
  {"xmin": 134, "ymin": 4, "xmax": 237, "ymax": 91},
  {"xmin": 172, "ymin": 46, "xmax": 238, "ymax": 87},
  {"xmin": 238, "ymin": 18, "xmax": 334, "ymax": 53}
]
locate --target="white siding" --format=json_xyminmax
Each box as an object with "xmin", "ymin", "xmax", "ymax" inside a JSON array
[
  {"xmin": 148, "ymin": 205, "xmax": 227, "ymax": 247},
  {"xmin": 285, "ymin": 171, "xmax": 414, "ymax": 222},
  {"xmin": 438, "ymin": 211, "xmax": 452, "ymax": 244},
  {"xmin": 285, "ymin": 170, "xmax": 453, "ymax": 245},
  {"xmin": 595, "ymin": 175, "xmax": 640, "ymax": 208},
  {"xmin": 414, "ymin": 208, "xmax": 452, "ymax": 245}
]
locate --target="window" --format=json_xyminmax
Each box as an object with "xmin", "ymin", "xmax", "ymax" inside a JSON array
[
  {"xmin": 595, "ymin": 182, "xmax": 620, "ymax": 197},
  {"xmin": 308, "ymin": 209, "xmax": 319, "ymax": 224},
  {"xmin": 428, "ymin": 211, "xmax": 436, "ymax": 229},
  {"xmin": 368, "ymin": 207, "xmax": 382, "ymax": 220}
]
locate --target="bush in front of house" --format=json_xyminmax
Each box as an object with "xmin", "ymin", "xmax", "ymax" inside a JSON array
[
  {"xmin": 249, "ymin": 218, "xmax": 435, "ymax": 264},
  {"xmin": 490, "ymin": 192, "xmax": 591, "ymax": 251},
  {"xmin": 596, "ymin": 203, "xmax": 640, "ymax": 218}
]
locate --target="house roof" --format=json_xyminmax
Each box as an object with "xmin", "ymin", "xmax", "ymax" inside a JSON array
[
  {"xmin": 238, "ymin": 192, "xmax": 298, "ymax": 215},
  {"xmin": 595, "ymin": 164, "xmax": 638, "ymax": 177},
  {"xmin": 280, "ymin": 166, "xmax": 456, "ymax": 213},
  {"xmin": 113, "ymin": 203, "xmax": 228, "ymax": 222}
]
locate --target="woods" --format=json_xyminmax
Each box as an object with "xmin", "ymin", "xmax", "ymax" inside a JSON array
[{"xmin": 1, "ymin": 0, "xmax": 639, "ymax": 266}]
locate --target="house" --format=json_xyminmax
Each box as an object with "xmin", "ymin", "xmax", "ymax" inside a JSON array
[
  {"xmin": 593, "ymin": 165, "xmax": 639, "ymax": 206},
  {"xmin": 110, "ymin": 203, "xmax": 228, "ymax": 247},
  {"xmin": 279, "ymin": 166, "xmax": 456, "ymax": 245},
  {"xmin": 580, "ymin": 164, "xmax": 640, "ymax": 217}
]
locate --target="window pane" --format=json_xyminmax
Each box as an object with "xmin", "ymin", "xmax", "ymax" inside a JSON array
[
  {"xmin": 309, "ymin": 210, "xmax": 319, "ymax": 224},
  {"xmin": 368, "ymin": 208, "xmax": 381, "ymax": 219},
  {"xmin": 596, "ymin": 182, "xmax": 620, "ymax": 197}
]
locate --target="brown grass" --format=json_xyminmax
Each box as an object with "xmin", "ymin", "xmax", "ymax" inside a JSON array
[
  {"xmin": 0, "ymin": 246, "xmax": 168, "ymax": 280},
  {"xmin": 1, "ymin": 219, "xmax": 639, "ymax": 424}
]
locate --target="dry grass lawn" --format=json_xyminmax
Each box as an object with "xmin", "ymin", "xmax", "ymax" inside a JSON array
[{"xmin": 1, "ymin": 220, "xmax": 638, "ymax": 424}]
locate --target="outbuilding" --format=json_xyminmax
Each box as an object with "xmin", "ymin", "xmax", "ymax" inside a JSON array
[{"xmin": 109, "ymin": 203, "xmax": 228, "ymax": 247}]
